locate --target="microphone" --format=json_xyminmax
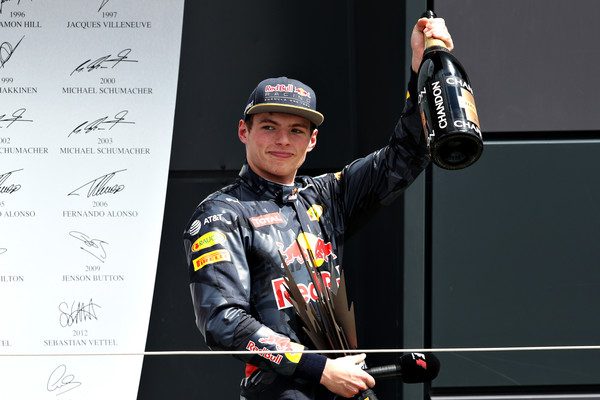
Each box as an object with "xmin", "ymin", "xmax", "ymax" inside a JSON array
[
  {"xmin": 355, "ymin": 353, "xmax": 440, "ymax": 400},
  {"xmin": 364, "ymin": 352, "xmax": 440, "ymax": 383}
]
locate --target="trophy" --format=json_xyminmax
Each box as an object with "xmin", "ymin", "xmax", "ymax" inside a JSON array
[{"xmin": 278, "ymin": 243, "xmax": 377, "ymax": 399}]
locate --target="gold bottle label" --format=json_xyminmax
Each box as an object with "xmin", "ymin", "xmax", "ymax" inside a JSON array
[{"xmin": 458, "ymin": 88, "xmax": 480, "ymax": 127}]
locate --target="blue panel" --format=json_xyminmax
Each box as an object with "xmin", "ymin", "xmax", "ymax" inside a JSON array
[{"xmin": 431, "ymin": 141, "xmax": 600, "ymax": 387}]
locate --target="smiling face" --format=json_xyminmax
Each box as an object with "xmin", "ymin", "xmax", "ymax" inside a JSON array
[{"xmin": 238, "ymin": 112, "xmax": 318, "ymax": 185}]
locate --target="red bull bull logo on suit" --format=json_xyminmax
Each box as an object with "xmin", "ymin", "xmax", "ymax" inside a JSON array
[{"xmin": 277, "ymin": 232, "xmax": 336, "ymax": 268}]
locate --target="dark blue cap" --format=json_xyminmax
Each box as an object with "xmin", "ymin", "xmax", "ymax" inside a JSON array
[{"xmin": 243, "ymin": 77, "xmax": 324, "ymax": 126}]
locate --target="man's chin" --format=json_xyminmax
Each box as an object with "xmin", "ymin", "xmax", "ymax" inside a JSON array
[{"xmin": 264, "ymin": 167, "xmax": 297, "ymax": 184}]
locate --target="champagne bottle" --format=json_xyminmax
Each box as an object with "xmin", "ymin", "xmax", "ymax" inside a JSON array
[{"xmin": 417, "ymin": 10, "xmax": 483, "ymax": 170}]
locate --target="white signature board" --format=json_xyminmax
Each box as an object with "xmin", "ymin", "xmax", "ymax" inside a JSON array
[{"xmin": 0, "ymin": 1, "xmax": 184, "ymax": 398}]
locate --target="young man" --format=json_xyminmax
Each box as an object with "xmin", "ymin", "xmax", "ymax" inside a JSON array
[{"xmin": 183, "ymin": 17, "xmax": 453, "ymax": 400}]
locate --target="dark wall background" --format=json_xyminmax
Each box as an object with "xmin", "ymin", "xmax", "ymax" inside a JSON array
[
  {"xmin": 431, "ymin": 143, "xmax": 600, "ymax": 389},
  {"xmin": 139, "ymin": 0, "xmax": 600, "ymax": 399},
  {"xmin": 436, "ymin": 0, "xmax": 600, "ymax": 133}
]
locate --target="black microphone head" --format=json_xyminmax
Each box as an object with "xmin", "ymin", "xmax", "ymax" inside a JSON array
[
  {"xmin": 422, "ymin": 10, "xmax": 437, "ymax": 19},
  {"xmin": 399, "ymin": 352, "xmax": 440, "ymax": 383}
]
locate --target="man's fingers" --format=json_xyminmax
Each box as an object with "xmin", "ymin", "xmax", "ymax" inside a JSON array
[
  {"xmin": 356, "ymin": 380, "xmax": 368, "ymax": 392},
  {"xmin": 425, "ymin": 18, "xmax": 454, "ymax": 49},
  {"xmin": 350, "ymin": 353, "xmax": 367, "ymax": 364},
  {"xmin": 365, "ymin": 372, "xmax": 375, "ymax": 388},
  {"xmin": 416, "ymin": 17, "xmax": 429, "ymax": 28}
]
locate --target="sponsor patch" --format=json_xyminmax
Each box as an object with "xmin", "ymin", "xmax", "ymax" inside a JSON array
[
  {"xmin": 285, "ymin": 341, "xmax": 304, "ymax": 363},
  {"xmin": 294, "ymin": 87, "xmax": 311, "ymax": 97},
  {"xmin": 192, "ymin": 249, "xmax": 231, "ymax": 271},
  {"xmin": 249, "ymin": 212, "xmax": 284, "ymax": 228},
  {"xmin": 203, "ymin": 213, "xmax": 228, "ymax": 225},
  {"xmin": 191, "ymin": 231, "xmax": 226, "ymax": 252},
  {"xmin": 271, "ymin": 271, "xmax": 340, "ymax": 310},
  {"xmin": 412, "ymin": 352, "xmax": 428, "ymax": 369},
  {"xmin": 258, "ymin": 335, "xmax": 293, "ymax": 351},
  {"xmin": 246, "ymin": 340, "xmax": 283, "ymax": 365},
  {"xmin": 307, "ymin": 205, "xmax": 323, "ymax": 222},
  {"xmin": 264, "ymin": 84, "xmax": 311, "ymax": 98},
  {"xmin": 277, "ymin": 232, "xmax": 336, "ymax": 268},
  {"xmin": 188, "ymin": 220, "xmax": 201, "ymax": 236},
  {"xmin": 257, "ymin": 338, "xmax": 305, "ymax": 363}
]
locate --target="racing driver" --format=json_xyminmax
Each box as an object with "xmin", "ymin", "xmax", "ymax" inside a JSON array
[{"xmin": 183, "ymin": 16, "xmax": 453, "ymax": 400}]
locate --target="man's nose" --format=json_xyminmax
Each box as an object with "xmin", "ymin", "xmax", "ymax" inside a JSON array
[{"xmin": 274, "ymin": 130, "xmax": 291, "ymax": 145}]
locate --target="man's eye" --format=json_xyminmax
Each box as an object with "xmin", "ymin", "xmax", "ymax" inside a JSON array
[
  {"xmin": 261, "ymin": 125, "xmax": 275, "ymax": 131},
  {"xmin": 291, "ymin": 129, "xmax": 307, "ymax": 134}
]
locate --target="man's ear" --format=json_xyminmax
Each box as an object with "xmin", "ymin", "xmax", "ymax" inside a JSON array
[
  {"xmin": 307, "ymin": 129, "xmax": 318, "ymax": 152},
  {"xmin": 238, "ymin": 119, "xmax": 248, "ymax": 144}
]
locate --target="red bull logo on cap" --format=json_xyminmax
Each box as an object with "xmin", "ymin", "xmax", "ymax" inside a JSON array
[
  {"xmin": 264, "ymin": 84, "xmax": 312, "ymax": 98},
  {"xmin": 277, "ymin": 232, "xmax": 336, "ymax": 268},
  {"xmin": 265, "ymin": 83, "xmax": 294, "ymax": 93},
  {"xmin": 294, "ymin": 87, "xmax": 311, "ymax": 98}
]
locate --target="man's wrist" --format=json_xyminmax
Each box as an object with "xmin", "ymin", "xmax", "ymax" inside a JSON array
[{"xmin": 293, "ymin": 353, "xmax": 327, "ymax": 384}]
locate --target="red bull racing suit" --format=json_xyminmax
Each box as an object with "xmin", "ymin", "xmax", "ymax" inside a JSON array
[{"xmin": 183, "ymin": 73, "xmax": 429, "ymax": 399}]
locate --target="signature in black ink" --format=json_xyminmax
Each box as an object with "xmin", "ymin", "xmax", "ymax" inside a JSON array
[
  {"xmin": 0, "ymin": 248, "xmax": 6, "ymax": 255},
  {"xmin": 70, "ymin": 49, "xmax": 138, "ymax": 76},
  {"xmin": 68, "ymin": 169, "xmax": 126, "ymax": 198},
  {"xmin": 0, "ymin": 0, "xmax": 32, "ymax": 14},
  {"xmin": 0, "ymin": 35, "xmax": 24, "ymax": 68},
  {"xmin": 1, "ymin": 0, "xmax": 26, "ymax": 14},
  {"xmin": 68, "ymin": 110, "xmax": 134, "ymax": 137},
  {"xmin": 0, "ymin": 168, "xmax": 23, "ymax": 195},
  {"xmin": 69, "ymin": 231, "xmax": 108, "ymax": 263},
  {"xmin": 59, "ymin": 299, "xmax": 101, "ymax": 327},
  {"xmin": 47, "ymin": 364, "xmax": 82, "ymax": 396},
  {"xmin": 0, "ymin": 108, "xmax": 33, "ymax": 128},
  {"xmin": 98, "ymin": 0, "xmax": 109, "ymax": 12}
]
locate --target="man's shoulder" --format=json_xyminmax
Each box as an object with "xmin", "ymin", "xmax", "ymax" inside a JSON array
[
  {"xmin": 183, "ymin": 181, "xmax": 243, "ymax": 233},
  {"xmin": 294, "ymin": 171, "xmax": 343, "ymax": 207},
  {"xmin": 203, "ymin": 188, "xmax": 235, "ymax": 204},
  {"xmin": 297, "ymin": 170, "xmax": 343, "ymax": 191},
  {"xmin": 197, "ymin": 184, "xmax": 244, "ymax": 214}
]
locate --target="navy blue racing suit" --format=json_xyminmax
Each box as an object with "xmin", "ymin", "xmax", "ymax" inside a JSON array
[{"xmin": 183, "ymin": 73, "xmax": 429, "ymax": 399}]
